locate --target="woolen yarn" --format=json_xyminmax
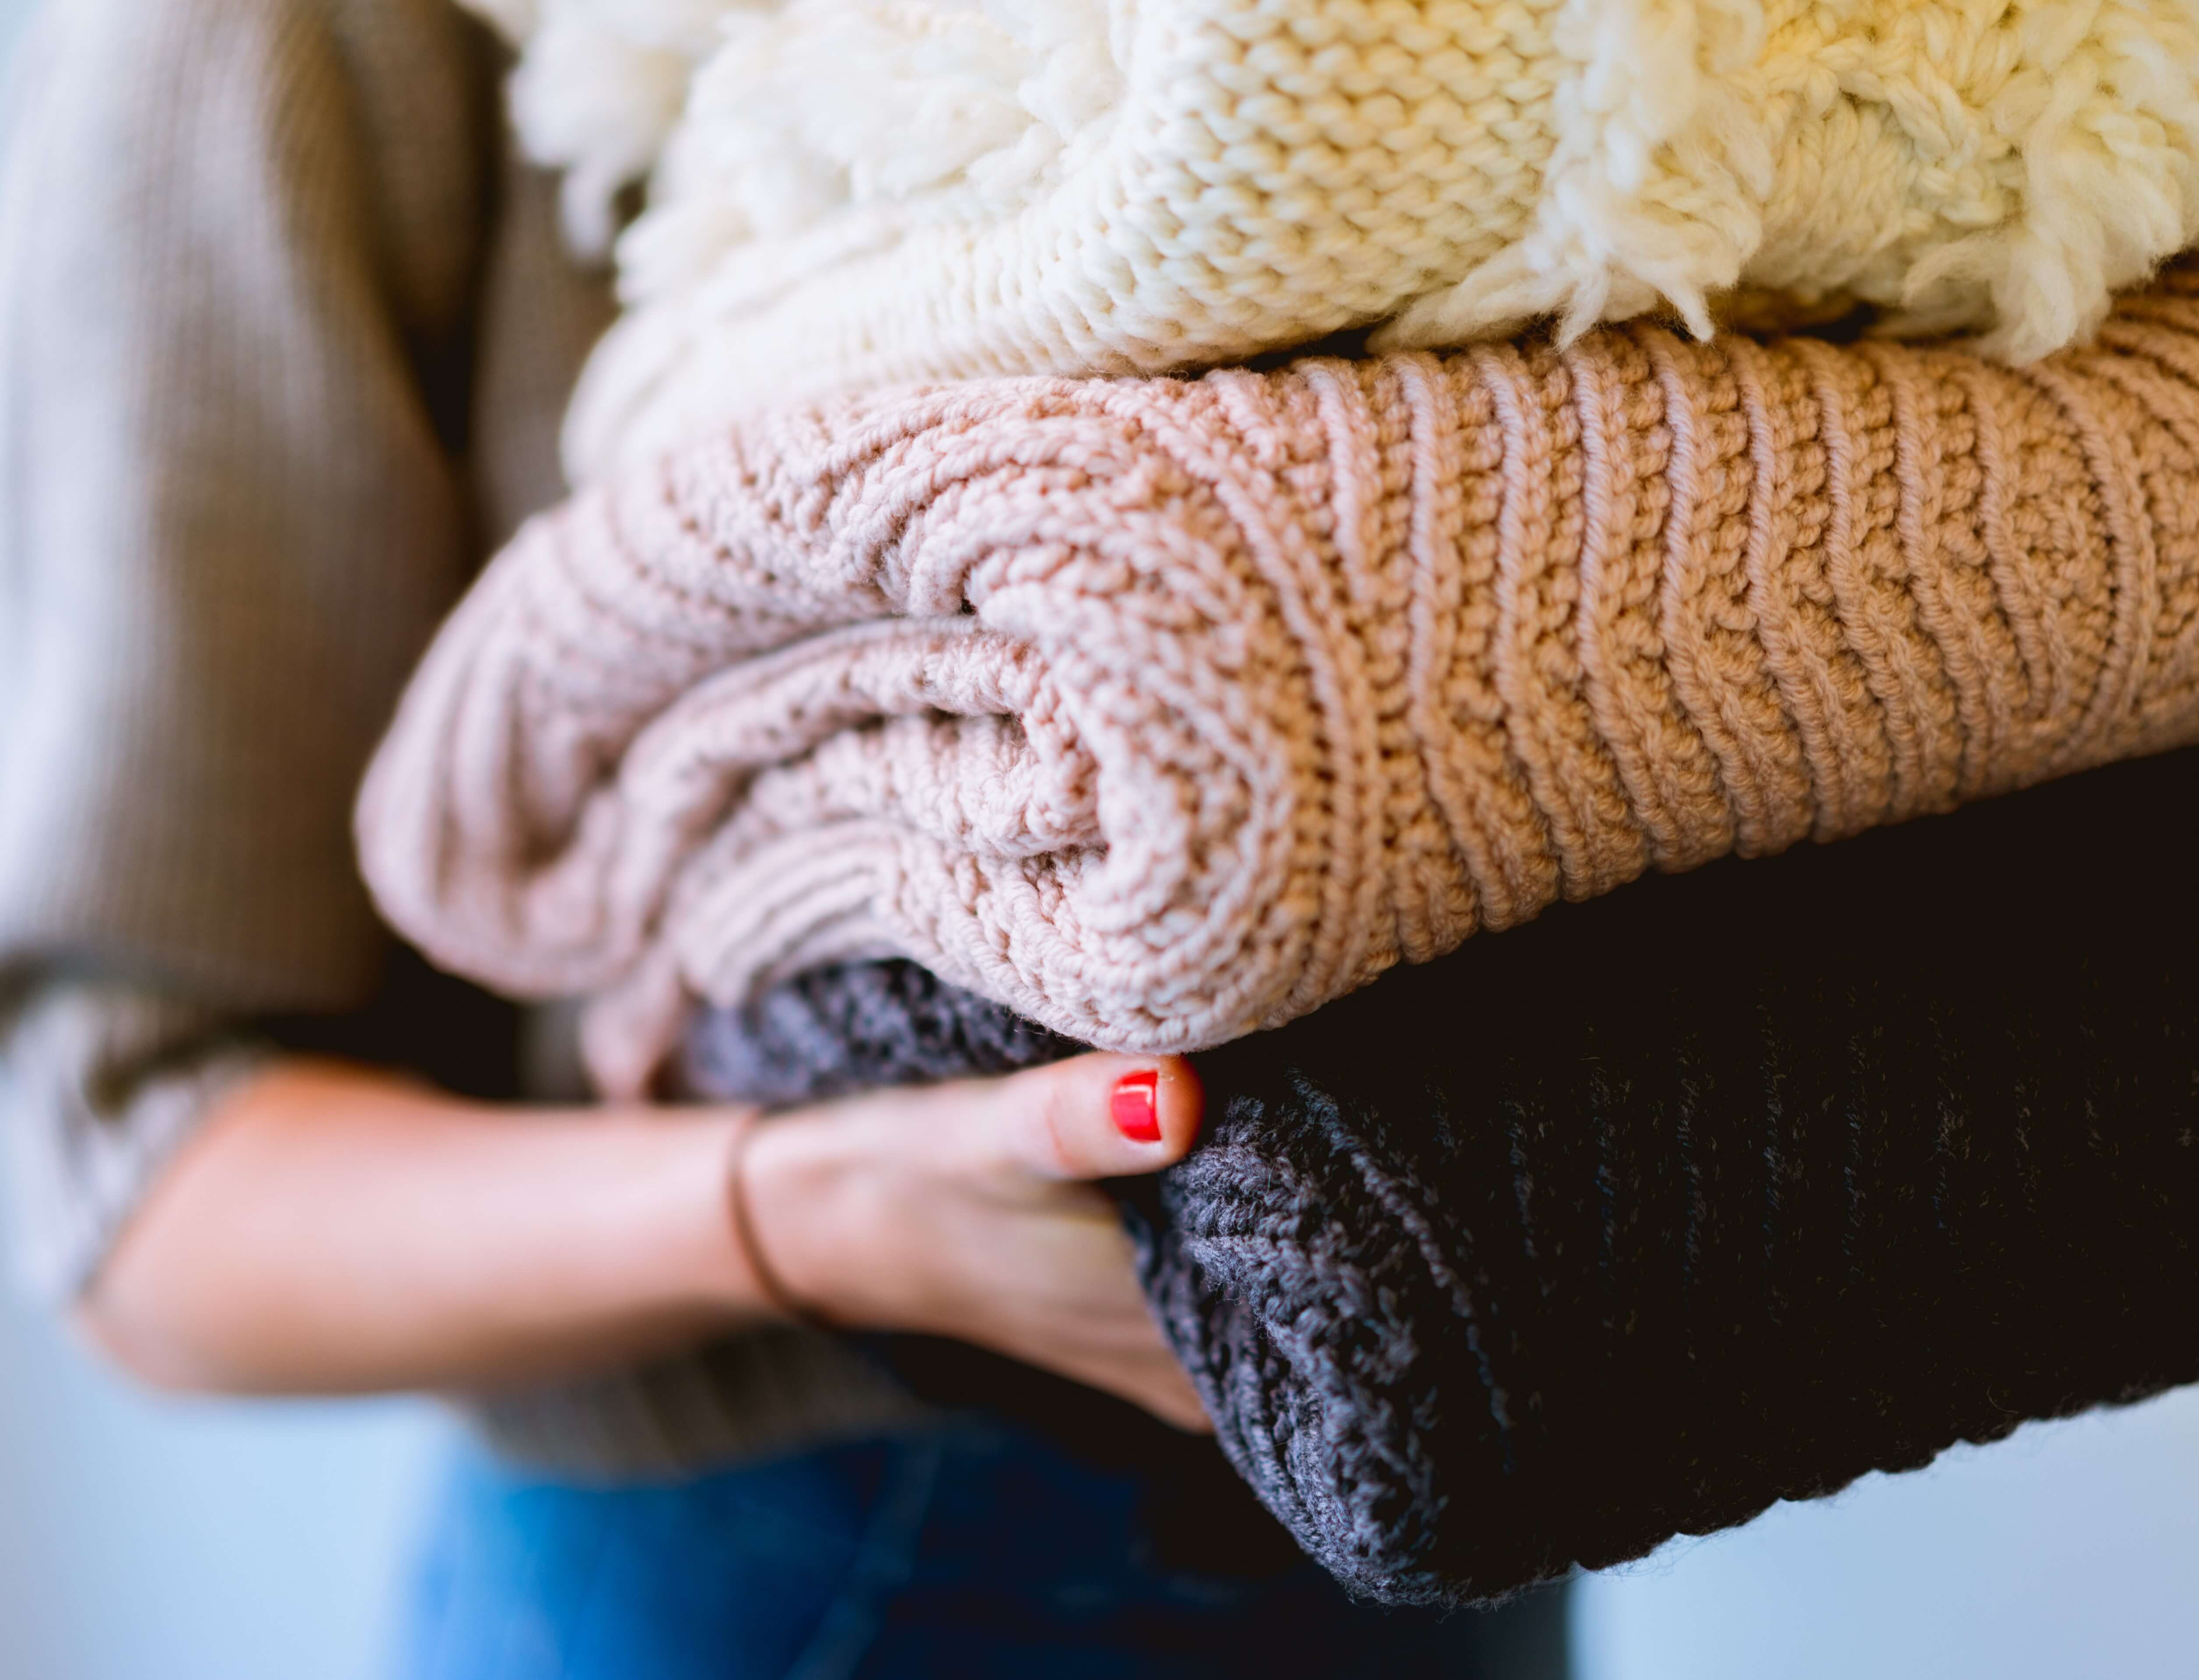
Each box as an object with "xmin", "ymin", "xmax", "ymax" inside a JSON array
[{"xmin": 686, "ymin": 743, "xmax": 2199, "ymax": 1605}]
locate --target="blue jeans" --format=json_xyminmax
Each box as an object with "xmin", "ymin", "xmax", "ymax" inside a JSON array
[{"xmin": 401, "ymin": 1420, "xmax": 1570, "ymax": 1680}]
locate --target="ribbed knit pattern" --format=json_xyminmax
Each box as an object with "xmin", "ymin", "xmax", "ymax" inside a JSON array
[
  {"xmin": 361, "ymin": 263, "xmax": 2199, "ymax": 1096},
  {"xmin": 459, "ymin": 0, "xmax": 2199, "ymax": 481},
  {"xmin": 686, "ymin": 743, "xmax": 2199, "ymax": 1607}
]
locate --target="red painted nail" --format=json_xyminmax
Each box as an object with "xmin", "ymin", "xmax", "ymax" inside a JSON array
[{"xmin": 1111, "ymin": 1070, "xmax": 1162, "ymax": 1142}]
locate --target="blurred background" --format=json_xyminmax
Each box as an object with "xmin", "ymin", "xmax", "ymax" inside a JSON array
[
  {"xmin": 6, "ymin": 1, "xmax": 2199, "ymax": 1675},
  {"xmin": 16, "ymin": 1167, "xmax": 2199, "ymax": 1680}
]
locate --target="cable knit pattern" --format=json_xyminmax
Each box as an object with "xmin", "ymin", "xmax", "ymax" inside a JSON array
[
  {"xmin": 358, "ymin": 265, "xmax": 2199, "ymax": 1096},
  {"xmin": 462, "ymin": 0, "xmax": 2199, "ymax": 479}
]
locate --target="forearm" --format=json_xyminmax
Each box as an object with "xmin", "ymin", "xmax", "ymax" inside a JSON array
[{"xmin": 81, "ymin": 1060, "xmax": 776, "ymax": 1395}]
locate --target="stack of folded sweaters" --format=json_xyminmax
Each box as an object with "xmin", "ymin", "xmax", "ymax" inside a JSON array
[{"xmin": 359, "ymin": 0, "xmax": 2199, "ymax": 1605}]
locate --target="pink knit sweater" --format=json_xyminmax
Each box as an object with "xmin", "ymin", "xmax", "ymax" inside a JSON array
[{"xmin": 358, "ymin": 266, "xmax": 2199, "ymax": 1096}]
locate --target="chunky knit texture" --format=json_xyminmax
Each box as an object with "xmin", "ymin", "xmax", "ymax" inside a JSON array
[
  {"xmin": 679, "ymin": 957, "xmax": 1078, "ymax": 1108},
  {"xmin": 359, "ymin": 263, "xmax": 2199, "ymax": 1097},
  {"xmin": 684, "ymin": 743, "xmax": 2199, "ymax": 1607},
  {"xmin": 460, "ymin": 0, "xmax": 2199, "ymax": 478}
]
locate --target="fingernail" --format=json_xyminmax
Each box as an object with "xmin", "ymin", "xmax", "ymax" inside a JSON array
[{"xmin": 1110, "ymin": 1070, "xmax": 1162, "ymax": 1142}]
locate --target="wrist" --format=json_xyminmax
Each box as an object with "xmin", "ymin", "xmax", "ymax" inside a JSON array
[
  {"xmin": 723, "ymin": 1114, "xmax": 817, "ymax": 1323},
  {"xmin": 739, "ymin": 1108, "xmax": 910, "ymax": 1333},
  {"xmin": 623, "ymin": 1108, "xmax": 785, "ymax": 1324}
]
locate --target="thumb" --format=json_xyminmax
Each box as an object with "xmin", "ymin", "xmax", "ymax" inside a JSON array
[{"xmin": 982, "ymin": 1053, "xmax": 1205, "ymax": 1182}]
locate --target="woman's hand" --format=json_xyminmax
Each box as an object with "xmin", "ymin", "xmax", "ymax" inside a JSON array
[
  {"xmin": 745, "ymin": 1055, "xmax": 1209, "ymax": 1431},
  {"xmin": 83, "ymin": 1051, "xmax": 1209, "ymax": 1432}
]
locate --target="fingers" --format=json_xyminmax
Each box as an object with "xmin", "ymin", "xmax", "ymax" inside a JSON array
[{"xmin": 984, "ymin": 1054, "xmax": 1206, "ymax": 1182}]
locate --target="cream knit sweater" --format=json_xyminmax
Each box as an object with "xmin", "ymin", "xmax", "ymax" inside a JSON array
[{"xmin": 467, "ymin": 0, "xmax": 2199, "ymax": 481}]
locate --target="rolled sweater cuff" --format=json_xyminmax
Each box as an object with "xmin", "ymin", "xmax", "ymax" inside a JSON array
[{"xmin": 0, "ymin": 979, "xmax": 269, "ymax": 1301}]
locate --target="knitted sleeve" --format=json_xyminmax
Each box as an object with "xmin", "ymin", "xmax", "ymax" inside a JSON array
[
  {"xmin": 359, "ymin": 263, "xmax": 2199, "ymax": 1093},
  {"xmin": 0, "ymin": 983, "xmax": 270, "ymax": 1298},
  {"xmin": 685, "ymin": 743, "xmax": 2199, "ymax": 1608},
  {"xmin": 0, "ymin": 0, "xmax": 487, "ymax": 1010},
  {"xmin": 0, "ymin": 0, "xmax": 491, "ymax": 1289}
]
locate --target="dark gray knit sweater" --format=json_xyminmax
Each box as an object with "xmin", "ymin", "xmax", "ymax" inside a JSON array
[{"xmin": 682, "ymin": 743, "xmax": 2199, "ymax": 1607}]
